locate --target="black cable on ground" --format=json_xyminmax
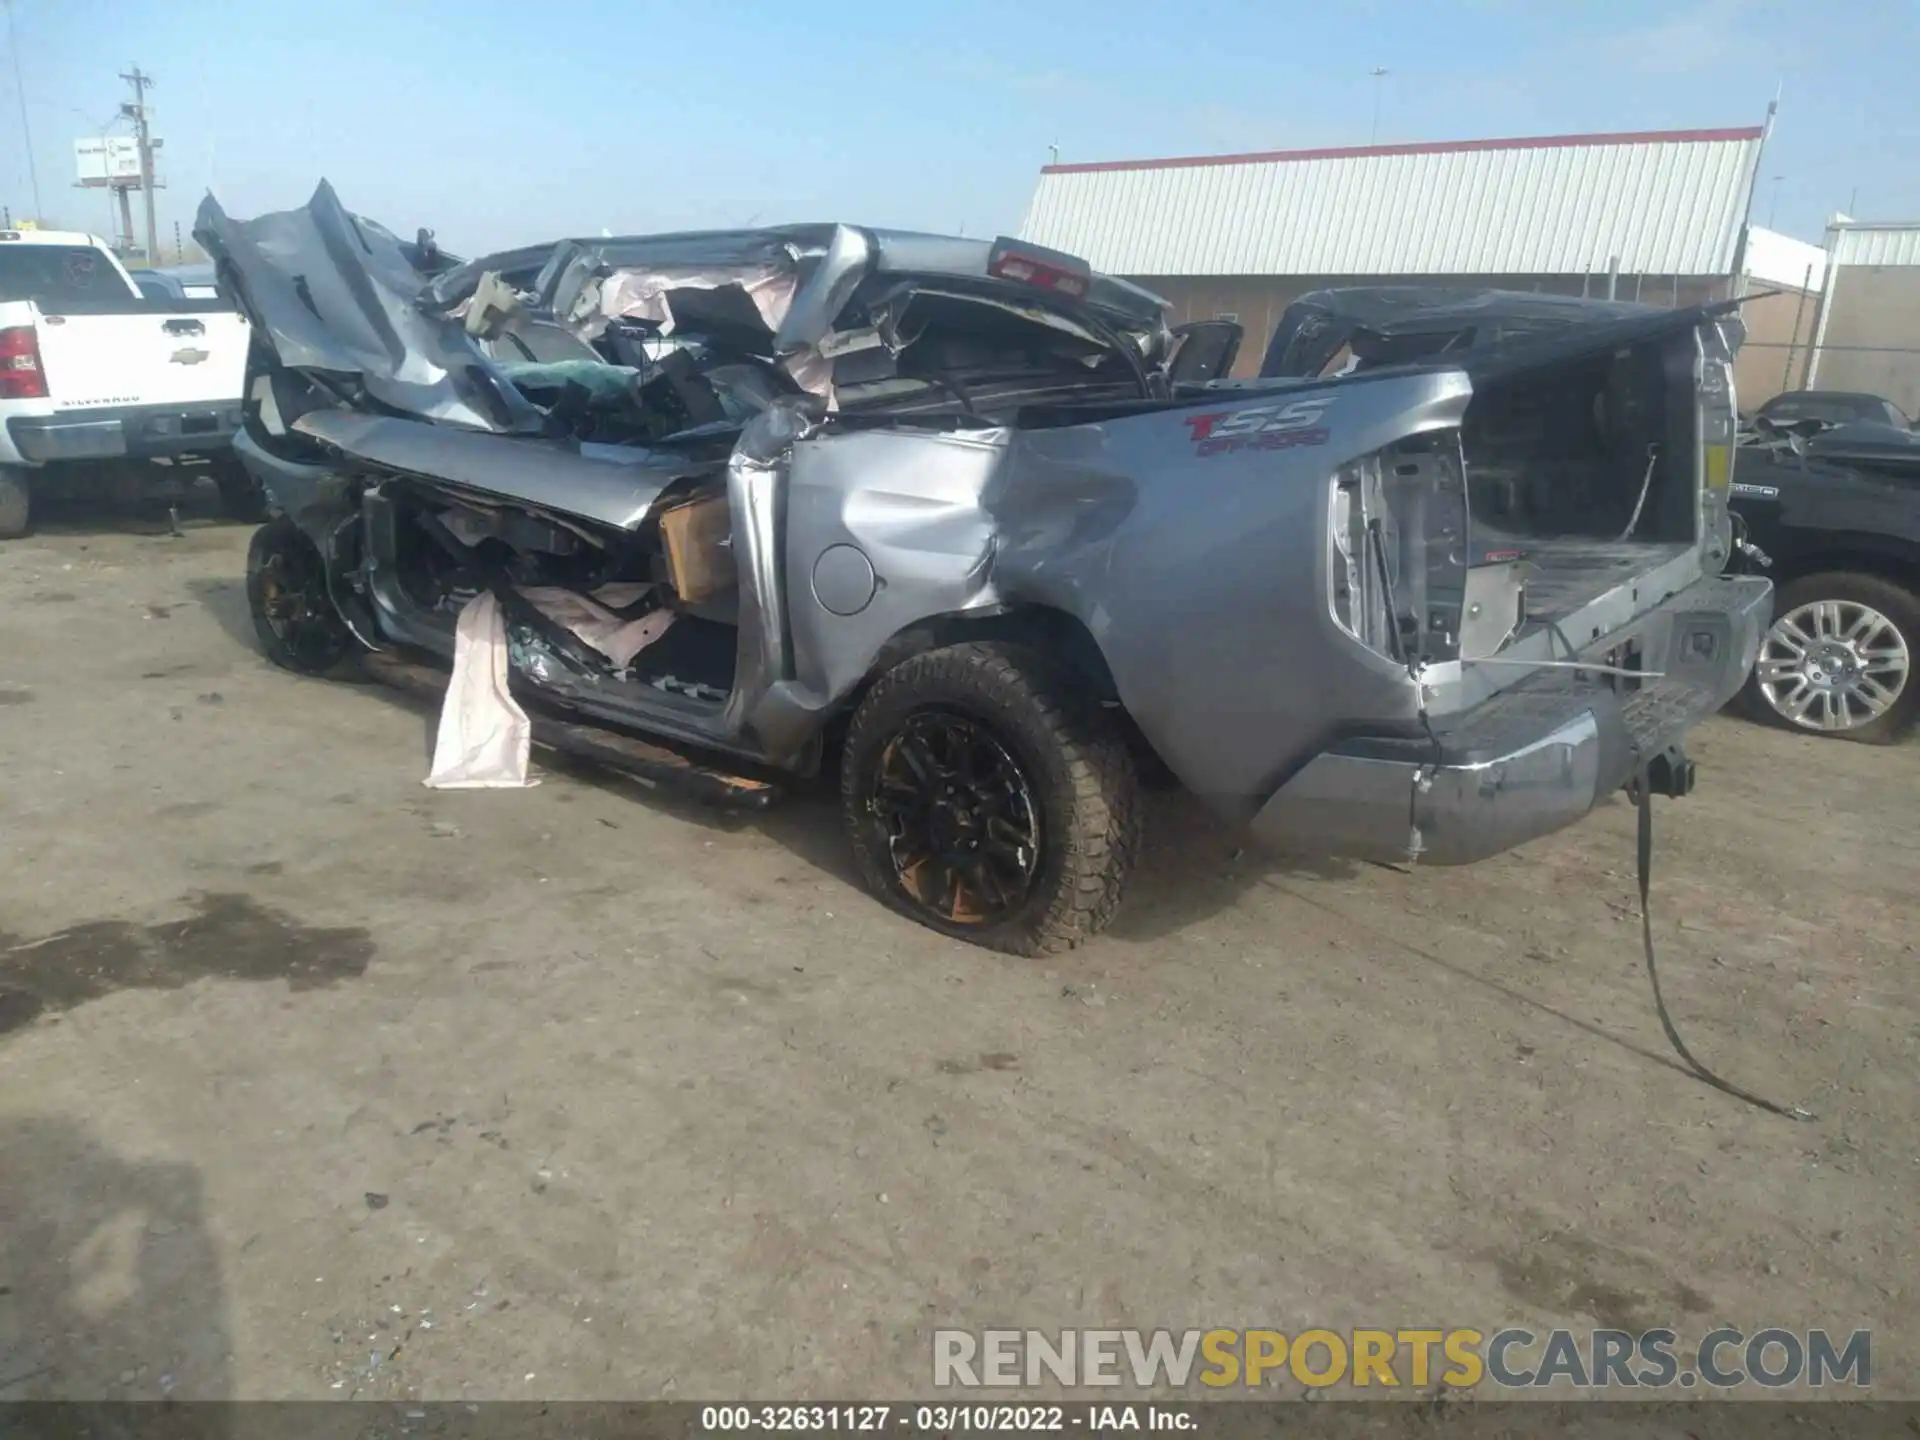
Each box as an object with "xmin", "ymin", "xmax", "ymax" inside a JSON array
[{"xmin": 1634, "ymin": 763, "xmax": 1817, "ymax": 1122}]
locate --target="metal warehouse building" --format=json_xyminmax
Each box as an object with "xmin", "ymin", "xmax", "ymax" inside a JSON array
[
  {"xmin": 1017, "ymin": 125, "xmax": 1825, "ymax": 404},
  {"xmin": 1801, "ymin": 221, "xmax": 1920, "ymax": 418}
]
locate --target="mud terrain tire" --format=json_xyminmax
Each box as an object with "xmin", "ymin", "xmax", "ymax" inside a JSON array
[{"xmin": 841, "ymin": 642, "xmax": 1141, "ymax": 954}]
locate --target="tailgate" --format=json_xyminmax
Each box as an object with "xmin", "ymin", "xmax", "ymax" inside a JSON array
[{"xmin": 33, "ymin": 309, "xmax": 249, "ymax": 411}]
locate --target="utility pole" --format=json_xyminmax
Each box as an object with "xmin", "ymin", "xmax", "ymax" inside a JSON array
[
  {"xmin": 1368, "ymin": 68, "xmax": 1389, "ymax": 145},
  {"xmin": 119, "ymin": 64, "xmax": 157, "ymax": 264},
  {"xmin": 5, "ymin": 0, "xmax": 43, "ymax": 220}
]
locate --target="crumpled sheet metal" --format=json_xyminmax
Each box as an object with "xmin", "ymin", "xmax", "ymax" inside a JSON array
[
  {"xmin": 194, "ymin": 181, "xmax": 542, "ymax": 434},
  {"xmin": 425, "ymin": 593, "xmax": 538, "ymax": 789},
  {"xmin": 291, "ymin": 409, "xmax": 710, "ymax": 533}
]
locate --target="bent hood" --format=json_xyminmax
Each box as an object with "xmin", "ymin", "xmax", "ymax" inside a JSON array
[
  {"xmin": 195, "ymin": 181, "xmax": 543, "ymax": 433},
  {"xmin": 289, "ymin": 410, "xmax": 716, "ymax": 531}
]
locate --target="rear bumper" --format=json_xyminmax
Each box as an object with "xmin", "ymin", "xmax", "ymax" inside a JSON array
[
  {"xmin": 7, "ymin": 401, "xmax": 244, "ymax": 465},
  {"xmin": 1250, "ymin": 573, "xmax": 1771, "ymax": 865}
]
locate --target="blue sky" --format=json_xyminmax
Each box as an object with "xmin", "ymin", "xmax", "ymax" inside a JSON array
[{"xmin": 4, "ymin": 0, "xmax": 1915, "ymax": 257}]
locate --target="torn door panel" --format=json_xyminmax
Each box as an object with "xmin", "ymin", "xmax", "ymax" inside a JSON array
[{"xmin": 776, "ymin": 425, "xmax": 1010, "ymax": 707}]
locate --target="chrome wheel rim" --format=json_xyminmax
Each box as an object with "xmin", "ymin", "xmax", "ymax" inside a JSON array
[{"xmin": 1756, "ymin": 598, "xmax": 1910, "ymax": 732}]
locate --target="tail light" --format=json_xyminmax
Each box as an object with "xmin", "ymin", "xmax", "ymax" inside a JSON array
[
  {"xmin": 1330, "ymin": 434, "xmax": 1470, "ymax": 666},
  {"xmin": 1699, "ymin": 338, "xmax": 1738, "ymax": 572},
  {"xmin": 0, "ymin": 326, "xmax": 48, "ymax": 400},
  {"xmin": 986, "ymin": 238, "xmax": 1092, "ymax": 299}
]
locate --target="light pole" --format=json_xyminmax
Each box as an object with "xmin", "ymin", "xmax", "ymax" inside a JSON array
[
  {"xmin": 1368, "ymin": 67, "xmax": 1389, "ymax": 145},
  {"xmin": 1767, "ymin": 174, "xmax": 1784, "ymax": 229}
]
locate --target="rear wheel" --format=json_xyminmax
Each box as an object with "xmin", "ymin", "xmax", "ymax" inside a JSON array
[
  {"xmin": 1746, "ymin": 572, "xmax": 1919, "ymax": 744},
  {"xmin": 246, "ymin": 516, "xmax": 358, "ymax": 676},
  {"xmin": 841, "ymin": 642, "xmax": 1141, "ymax": 954},
  {"xmin": 0, "ymin": 467, "xmax": 29, "ymax": 539}
]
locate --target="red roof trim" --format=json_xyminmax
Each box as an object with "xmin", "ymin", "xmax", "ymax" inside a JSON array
[{"xmin": 1039, "ymin": 127, "xmax": 1766, "ymax": 175}]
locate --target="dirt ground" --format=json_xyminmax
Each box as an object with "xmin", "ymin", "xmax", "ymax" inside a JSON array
[{"xmin": 1, "ymin": 495, "xmax": 1915, "ymax": 1405}]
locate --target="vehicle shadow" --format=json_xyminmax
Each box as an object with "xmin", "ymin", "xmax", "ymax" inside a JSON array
[
  {"xmin": 1102, "ymin": 789, "xmax": 1365, "ymax": 943},
  {"xmin": 721, "ymin": 771, "xmax": 1371, "ymax": 943},
  {"xmin": 184, "ymin": 575, "xmax": 261, "ymax": 657},
  {"xmin": 0, "ymin": 1114, "xmax": 232, "ymax": 1414},
  {"xmin": 180, "ymin": 587, "xmax": 1370, "ymax": 938},
  {"xmin": 181, "ymin": 617, "xmax": 1720, "ymax": 1088},
  {"xmin": 26, "ymin": 474, "xmax": 237, "ymax": 540},
  {"xmin": 735, "ymin": 750, "xmax": 1369, "ymax": 932},
  {"xmin": 142, "ymin": 639, "xmax": 1695, "ymax": 1073},
  {"xmin": 186, "ymin": 575, "xmax": 395, "ymax": 702}
]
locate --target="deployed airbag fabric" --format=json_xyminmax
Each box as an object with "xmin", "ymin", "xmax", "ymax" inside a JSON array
[{"xmin": 425, "ymin": 593, "xmax": 539, "ymax": 789}]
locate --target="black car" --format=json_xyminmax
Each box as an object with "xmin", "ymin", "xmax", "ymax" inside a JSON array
[
  {"xmin": 1752, "ymin": 389, "xmax": 1912, "ymax": 434},
  {"xmin": 1731, "ymin": 420, "xmax": 1920, "ymax": 743}
]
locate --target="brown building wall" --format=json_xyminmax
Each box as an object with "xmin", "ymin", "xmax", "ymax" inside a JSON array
[
  {"xmin": 1808, "ymin": 266, "xmax": 1920, "ymax": 419},
  {"xmin": 1729, "ymin": 284, "xmax": 1823, "ymax": 411},
  {"xmin": 1131, "ymin": 273, "xmax": 1728, "ymax": 377}
]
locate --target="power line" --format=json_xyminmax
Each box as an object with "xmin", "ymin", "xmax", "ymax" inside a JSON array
[{"xmin": 4, "ymin": 0, "xmax": 43, "ymax": 219}]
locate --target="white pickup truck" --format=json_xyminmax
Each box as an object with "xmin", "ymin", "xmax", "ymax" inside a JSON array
[{"xmin": 1, "ymin": 227, "xmax": 252, "ymax": 537}]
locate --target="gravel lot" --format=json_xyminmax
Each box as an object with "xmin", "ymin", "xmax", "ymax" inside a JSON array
[{"xmin": 1, "ymin": 497, "xmax": 1914, "ymax": 1404}]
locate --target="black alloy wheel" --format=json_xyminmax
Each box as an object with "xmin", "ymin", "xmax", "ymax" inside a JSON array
[
  {"xmin": 870, "ymin": 709, "xmax": 1042, "ymax": 926},
  {"xmin": 841, "ymin": 642, "xmax": 1140, "ymax": 954},
  {"xmin": 246, "ymin": 516, "xmax": 358, "ymax": 676}
]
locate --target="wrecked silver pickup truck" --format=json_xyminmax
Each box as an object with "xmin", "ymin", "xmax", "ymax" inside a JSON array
[{"xmin": 199, "ymin": 184, "xmax": 1769, "ymax": 954}]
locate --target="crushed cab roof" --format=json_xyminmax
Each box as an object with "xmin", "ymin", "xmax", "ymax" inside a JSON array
[{"xmin": 195, "ymin": 182, "xmax": 1170, "ymax": 435}]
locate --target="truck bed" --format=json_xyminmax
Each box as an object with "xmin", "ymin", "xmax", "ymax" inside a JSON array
[{"xmin": 1515, "ymin": 537, "xmax": 1693, "ymax": 630}]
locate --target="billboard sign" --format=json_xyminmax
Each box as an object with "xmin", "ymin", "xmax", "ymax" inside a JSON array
[{"xmin": 74, "ymin": 136, "xmax": 147, "ymax": 184}]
